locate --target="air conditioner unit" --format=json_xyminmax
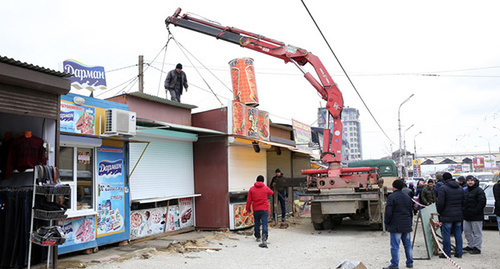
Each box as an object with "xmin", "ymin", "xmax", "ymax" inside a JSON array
[{"xmin": 104, "ymin": 109, "xmax": 136, "ymax": 136}]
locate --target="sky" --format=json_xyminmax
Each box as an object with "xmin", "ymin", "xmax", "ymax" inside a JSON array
[{"xmin": 1, "ymin": 0, "xmax": 500, "ymax": 159}]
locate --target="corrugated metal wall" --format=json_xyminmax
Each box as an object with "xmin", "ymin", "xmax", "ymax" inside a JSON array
[{"xmin": 0, "ymin": 83, "xmax": 59, "ymax": 119}]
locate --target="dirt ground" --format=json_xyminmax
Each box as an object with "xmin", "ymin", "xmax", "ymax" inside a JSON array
[{"xmin": 85, "ymin": 217, "xmax": 500, "ymax": 269}]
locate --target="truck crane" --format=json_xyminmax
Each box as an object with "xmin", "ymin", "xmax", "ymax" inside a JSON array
[{"xmin": 166, "ymin": 8, "xmax": 389, "ymax": 230}]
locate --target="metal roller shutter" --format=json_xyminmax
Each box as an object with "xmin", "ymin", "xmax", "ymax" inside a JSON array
[
  {"xmin": 129, "ymin": 137, "xmax": 194, "ymax": 201},
  {"xmin": 228, "ymin": 146, "xmax": 267, "ymax": 192},
  {"xmin": 0, "ymin": 83, "xmax": 59, "ymax": 119}
]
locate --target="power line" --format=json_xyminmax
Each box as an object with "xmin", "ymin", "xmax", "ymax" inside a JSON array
[{"xmin": 301, "ymin": 0, "xmax": 395, "ymax": 145}]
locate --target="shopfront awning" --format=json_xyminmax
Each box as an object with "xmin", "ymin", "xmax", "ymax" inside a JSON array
[
  {"xmin": 133, "ymin": 194, "xmax": 201, "ymax": 204},
  {"xmin": 229, "ymin": 136, "xmax": 319, "ymax": 159},
  {"xmin": 137, "ymin": 118, "xmax": 226, "ymax": 136}
]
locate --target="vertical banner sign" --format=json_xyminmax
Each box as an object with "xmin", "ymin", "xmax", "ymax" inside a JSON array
[
  {"xmin": 412, "ymin": 159, "xmax": 421, "ymax": 177},
  {"xmin": 63, "ymin": 59, "xmax": 107, "ymax": 92},
  {"xmin": 96, "ymin": 147, "xmax": 125, "ymax": 237},
  {"xmin": 473, "ymin": 157, "xmax": 485, "ymax": 169},
  {"xmin": 232, "ymin": 101, "xmax": 246, "ymax": 135},
  {"xmin": 60, "ymin": 101, "xmax": 96, "ymax": 135},
  {"xmin": 246, "ymin": 106, "xmax": 259, "ymax": 139},
  {"xmin": 258, "ymin": 110, "xmax": 270, "ymax": 141},
  {"xmin": 179, "ymin": 198, "xmax": 194, "ymax": 228},
  {"xmin": 292, "ymin": 119, "xmax": 312, "ymax": 150}
]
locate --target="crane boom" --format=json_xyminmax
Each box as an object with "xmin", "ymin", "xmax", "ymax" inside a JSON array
[{"xmin": 166, "ymin": 8, "xmax": 350, "ymax": 175}]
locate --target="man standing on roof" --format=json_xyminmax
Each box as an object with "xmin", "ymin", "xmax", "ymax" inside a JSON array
[{"xmin": 165, "ymin": 63, "xmax": 188, "ymax": 102}]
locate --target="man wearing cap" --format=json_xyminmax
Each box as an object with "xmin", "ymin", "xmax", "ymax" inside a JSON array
[
  {"xmin": 246, "ymin": 175, "xmax": 273, "ymax": 248},
  {"xmin": 164, "ymin": 63, "xmax": 188, "ymax": 102},
  {"xmin": 269, "ymin": 168, "xmax": 288, "ymax": 222},
  {"xmin": 383, "ymin": 179, "xmax": 414, "ymax": 269},
  {"xmin": 437, "ymin": 172, "xmax": 465, "ymax": 258},
  {"xmin": 463, "ymin": 175, "xmax": 486, "ymax": 254}
]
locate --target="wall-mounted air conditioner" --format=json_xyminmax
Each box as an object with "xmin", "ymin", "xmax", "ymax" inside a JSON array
[{"xmin": 104, "ymin": 109, "xmax": 136, "ymax": 136}]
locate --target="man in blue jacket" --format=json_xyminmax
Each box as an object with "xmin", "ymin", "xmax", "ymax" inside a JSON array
[
  {"xmin": 437, "ymin": 172, "xmax": 465, "ymax": 258},
  {"xmin": 384, "ymin": 179, "xmax": 414, "ymax": 269}
]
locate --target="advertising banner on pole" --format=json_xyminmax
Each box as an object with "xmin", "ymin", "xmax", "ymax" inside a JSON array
[{"xmin": 96, "ymin": 147, "xmax": 125, "ymax": 237}]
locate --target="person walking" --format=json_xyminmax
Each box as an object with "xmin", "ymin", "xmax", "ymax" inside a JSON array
[
  {"xmin": 494, "ymin": 177, "xmax": 500, "ymax": 234},
  {"xmin": 269, "ymin": 168, "xmax": 288, "ymax": 222},
  {"xmin": 463, "ymin": 175, "xmax": 486, "ymax": 254},
  {"xmin": 246, "ymin": 175, "xmax": 273, "ymax": 248},
  {"xmin": 164, "ymin": 63, "xmax": 188, "ymax": 102},
  {"xmin": 420, "ymin": 179, "xmax": 437, "ymax": 206},
  {"xmin": 383, "ymin": 179, "xmax": 414, "ymax": 269},
  {"xmin": 437, "ymin": 172, "xmax": 465, "ymax": 258}
]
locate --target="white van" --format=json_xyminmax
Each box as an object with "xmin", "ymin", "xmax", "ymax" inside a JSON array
[{"xmin": 460, "ymin": 172, "xmax": 494, "ymax": 183}]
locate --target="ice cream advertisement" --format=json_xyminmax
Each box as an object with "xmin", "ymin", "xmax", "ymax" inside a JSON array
[
  {"xmin": 60, "ymin": 101, "xmax": 95, "ymax": 135},
  {"xmin": 130, "ymin": 207, "xmax": 167, "ymax": 239},
  {"xmin": 58, "ymin": 216, "xmax": 96, "ymax": 247},
  {"xmin": 179, "ymin": 198, "xmax": 194, "ymax": 229},
  {"xmin": 96, "ymin": 147, "xmax": 125, "ymax": 237}
]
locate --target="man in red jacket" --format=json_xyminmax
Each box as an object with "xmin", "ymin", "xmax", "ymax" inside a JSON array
[{"xmin": 246, "ymin": 175, "xmax": 273, "ymax": 248}]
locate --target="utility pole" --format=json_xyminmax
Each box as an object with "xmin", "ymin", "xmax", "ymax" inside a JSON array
[
  {"xmin": 138, "ymin": 55, "xmax": 144, "ymax": 93},
  {"xmin": 398, "ymin": 94, "xmax": 414, "ymax": 178}
]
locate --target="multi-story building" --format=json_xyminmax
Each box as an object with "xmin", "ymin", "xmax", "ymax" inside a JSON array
[{"xmin": 317, "ymin": 106, "xmax": 363, "ymax": 161}]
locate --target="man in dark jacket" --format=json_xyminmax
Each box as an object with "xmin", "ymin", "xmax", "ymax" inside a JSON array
[
  {"xmin": 463, "ymin": 176, "xmax": 486, "ymax": 254},
  {"xmin": 269, "ymin": 168, "xmax": 288, "ymax": 222},
  {"xmin": 164, "ymin": 63, "xmax": 188, "ymax": 102},
  {"xmin": 437, "ymin": 172, "xmax": 464, "ymax": 258},
  {"xmin": 420, "ymin": 179, "xmax": 437, "ymax": 205},
  {"xmin": 494, "ymin": 178, "xmax": 500, "ymax": 234},
  {"xmin": 383, "ymin": 179, "xmax": 414, "ymax": 269},
  {"xmin": 246, "ymin": 175, "xmax": 273, "ymax": 248}
]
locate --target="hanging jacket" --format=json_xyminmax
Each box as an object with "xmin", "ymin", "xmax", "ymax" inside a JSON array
[
  {"xmin": 246, "ymin": 182, "xmax": 273, "ymax": 212},
  {"xmin": 437, "ymin": 180, "xmax": 465, "ymax": 222},
  {"xmin": 463, "ymin": 179, "xmax": 486, "ymax": 221}
]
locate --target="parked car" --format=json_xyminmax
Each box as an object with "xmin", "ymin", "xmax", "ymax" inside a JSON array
[
  {"xmin": 483, "ymin": 183, "xmax": 497, "ymax": 227},
  {"xmin": 461, "ymin": 172, "xmax": 494, "ymax": 183}
]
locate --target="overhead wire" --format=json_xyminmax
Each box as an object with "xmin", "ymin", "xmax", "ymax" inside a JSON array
[
  {"xmin": 169, "ymin": 32, "xmax": 224, "ymax": 106},
  {"xmin": 157, "ymin": 35, "xmax": 173, "ymax": 97},
  {"xmin": 301, "ymin": 0, "xmax": 395, "ymax": 145}
]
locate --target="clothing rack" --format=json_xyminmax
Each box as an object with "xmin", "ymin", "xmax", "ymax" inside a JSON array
[{"xmin": 27, "ymin": 165, "xmax": 69, "ymax": 269}]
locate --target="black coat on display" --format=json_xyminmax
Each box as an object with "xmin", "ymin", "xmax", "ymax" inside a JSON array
[
  {"xmin": 437, "ymin": 180, "xmax": 465, "ymax": 223},
  {"xmin": 384, "ymin": 190, "xmax": 413, "ymax": 233},
  {"xmin": 463, "ymin": 179, "xmax": 486, "ymax": 221}
]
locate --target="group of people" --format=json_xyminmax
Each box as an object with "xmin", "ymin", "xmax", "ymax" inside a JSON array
[{"xmin": 384, "ymin": 171, "xmax": 500, "ymax": 269}]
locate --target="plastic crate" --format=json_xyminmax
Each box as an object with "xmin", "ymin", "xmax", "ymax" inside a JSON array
[
  {"xmin": 34, "ymin": 209, "xmax": 67, "ymax": 220},
  {"xmin": 35, "ymin": 184, "xmax": 71, "ymax": 195}
]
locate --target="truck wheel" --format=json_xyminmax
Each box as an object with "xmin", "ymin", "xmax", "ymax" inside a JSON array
[{"xmin": 312, "ymin": 222, "xmax": 324, "ymax": 230}]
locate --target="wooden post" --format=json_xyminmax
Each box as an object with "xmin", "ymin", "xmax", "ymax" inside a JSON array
[{"xmin": 138, "ymin": 55, "xmax": 144, "ymax": 93}]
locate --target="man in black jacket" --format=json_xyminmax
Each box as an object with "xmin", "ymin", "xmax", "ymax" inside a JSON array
[
  {"xmin": 493, "ymin": 178, "xmax": 500, "ymax": 234},
  {"xmin": 437, "ymin": 172, "xmax": 464, "ymax": 258},
  {"xmin": 269, "ymin": 169, "xmax": 288, "ymax": 222},
  {"xmin": 383, "ymin": 179, "xmax": 414, "ymax": 269},
  {"xmin": 463, "ymin": 176, "xmax": 486, "ymax": 254},
  {"xmin": 164, "ymin": 63, "xmax": 188, "ymax": 102}
]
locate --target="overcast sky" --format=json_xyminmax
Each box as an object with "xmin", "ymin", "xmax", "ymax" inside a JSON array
[{"xmin": 2, "ymin": 0, "xmax": 500, "ymax": 159}]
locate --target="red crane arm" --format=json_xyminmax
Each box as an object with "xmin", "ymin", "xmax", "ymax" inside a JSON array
[{"xmin": 166, "ymin": 8, "xmax": 343, "ymax": 164}]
